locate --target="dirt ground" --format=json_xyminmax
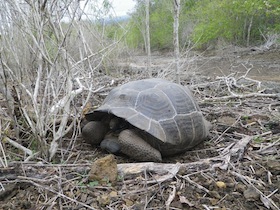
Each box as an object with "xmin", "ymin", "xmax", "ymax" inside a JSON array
[
  {"xmin": 124, "ymin": 45, "xmax": 280, "ymax": 81},
  {"xmin": 0, "ymin": 46, "xmax": 279, "ymax": 209}
]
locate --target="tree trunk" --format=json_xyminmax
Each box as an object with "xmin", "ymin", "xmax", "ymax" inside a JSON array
[
  {"xmin": 173, "ymin": 0, "xmax": 180, "ymax": 83},
  {"xmin": 145, "ymin": 0, "xmax": 151, "ymax": 76},
  {"xmin": 247, "ymin": 16, "xmax": 253, "ymax": 47}
]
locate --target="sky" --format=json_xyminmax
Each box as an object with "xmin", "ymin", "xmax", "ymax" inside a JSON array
[
  {"xmin": 78, "ymin": 0, "xmax": 136, "ymax": 20},
  {"xmin": 111, "ymin": 0, "xmax": 136, "ymax": 16}
]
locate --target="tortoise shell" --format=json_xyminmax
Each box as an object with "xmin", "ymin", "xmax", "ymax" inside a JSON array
[{"xmin": 85, "ymin": 78, "xmax": 210, "ymax": 156}]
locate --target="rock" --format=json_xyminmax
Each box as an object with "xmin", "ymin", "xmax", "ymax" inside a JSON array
[
  {"xmin": 97, "ymin": 194, "xmax": 110, "ymax": 206},
  {"xmin": 88, "ymin": 154, "xmax": 118, "ymax": 185},
  {"xmin": 266, "ymin": 160, "xmax": 280, "ymax": 175},
  {"xmin": 216, "ymin": 181, "xmax": 226, "ymax": 189},
  {"xmin": 235, "ymin": 183, "xmax": 246, "ymax": 193},
  {"xmin": 96, "ymin": 191, "xmax": 119, "ymax": 207},
  {"xmin": 218, "ymin": 116, "xmax": 237, "ymax": 125},
  {"xmin": 109, "ymin": 191, "xmax": 118, "ymax": 198},
  {"xmin": 124, "ymin": 198, "xmax": 134, "ymax": 207},
  {"xmin": 209, "ymin": 191, "xmax": 221, "ymax": 199},
  {"xmin": 243, "ymin": 186, "xmax": 259, "ymax": 201}
]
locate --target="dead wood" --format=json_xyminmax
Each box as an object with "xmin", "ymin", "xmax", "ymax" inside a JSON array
[{"xmin": 117, "ymin": 157, "xmax": 221, "ymax": 177}]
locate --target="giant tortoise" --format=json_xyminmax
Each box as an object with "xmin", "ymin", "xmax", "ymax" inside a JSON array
[{"xmin": 82, "ymin": 78, "xmax": 211, "ymax": 161}]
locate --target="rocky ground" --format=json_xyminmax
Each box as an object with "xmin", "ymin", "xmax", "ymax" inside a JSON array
[{"xmin": 0, "ymin": 46, "xmax": 279, "ymax": 209}]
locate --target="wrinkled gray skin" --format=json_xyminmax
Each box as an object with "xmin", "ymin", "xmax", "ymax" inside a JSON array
[{"xmin": 82, "ymin": 78, "xmax": 211, "ymax": 162}]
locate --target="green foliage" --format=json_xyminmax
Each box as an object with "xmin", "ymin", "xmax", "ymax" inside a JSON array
[
  {"xmin": 149, "ymin": 0, "xmax": 174, "ymax": 50},
  {"xmin": 241, "ymin": 115, "xmax": 249, "ymax": 121},
  {"xmin": 125, "ymin": 22, "xmax": 143, "ymax": 48},
  {"xmin": 123, "ymin": 0, "xmax": 280, "ymax": 51},
  {"xmin": 88, "ymin": 181, "xmax": 99, "ymax": 187},
  {"xmin": 253, "ymin": 136, "xmax": 265, "ymax": 143},
  {"xmin": 190, "ymin": 0, "xmax": 280, "ymax": 47},
  {"xmin": 88, "ymin": 178, "xmax": 112, "ymax": 187},
  {"xmin": 126, "ymin": 0, "xmax": 174, "ymax": 51}
]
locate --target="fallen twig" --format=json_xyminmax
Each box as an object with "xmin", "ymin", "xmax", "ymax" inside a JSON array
[
  {"xmin": 204, "ymin": 92, "xmax": 279, "ymax": 101},
  {"xmin": 182, "ymin": 175, "xmax": 209, "ymax": 194},
  {"xmin": 165, "ymin": 185, "xmax": 176, "ymax": 210},
  {"xmin": 0, "ymin": 140, "xmax": 8, "ymax": 168},
  {"xmin": 117, "ymin": 156, "xmax": 223, "ymax": 181},
  {"xmin": 228, "ymin": 135, "xmax": 253, "ymax": 161},
  {"xmin": 3, "ymin": 136, "xmax": 33, "ymax": 156}
]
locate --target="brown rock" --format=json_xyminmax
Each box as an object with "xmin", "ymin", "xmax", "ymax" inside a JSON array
[
  {"xmin": 209, "ymin": 190, "xmax": 221, "ymax": 199},
  {"xmin": 216, "ymin": 181, "xmax": 227, "ymax": 189},
  {"xmin": 88, "ymin": 154, "xmax": 118, "ymax": 185},
  {"xmin": 266, "ymin": 160, "xmax": 280, "ymax": 175},
  {"xmin": 243, "ymin": 186, "xmax": 259, "ymax": 201},
  {"xmin": 97, "ymin": 194, "xmax": 110, "ymax": 206},
  {"xmin": 235, "ymin": 183, "xmax": 246, "ymax": 193}
]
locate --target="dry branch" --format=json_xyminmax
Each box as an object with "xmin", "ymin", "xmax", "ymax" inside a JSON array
[
  {"xmin": 182, "ymin": 176, "xmax": 209, "ymax": 194},
  {"xmin": 0, "ymin": 0, "xmax": 124, "ymax": 162},
  {"xmin": 228, "ymin": 135, "xmax": 253, "ymax": 161},
  {"xmin": 205, "ymin": 92, "xmax": 279, "ymax": 101},
  {"xmin": 165, "ymin": 185, "xmax": 176, "ymax": 210},
  {"xmin": 117, "ymin": 157, "xmax": 223, "ymax": 184},
  {"xmin": 4, "ymin": 136, "xmax": 33, "ymax": 156}
]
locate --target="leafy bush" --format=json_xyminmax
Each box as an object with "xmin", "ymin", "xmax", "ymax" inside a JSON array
[
  {"xmin": 190, "ymin": 0, "xmax": 280, "ymax": 47},
  {"xmin": 126, "ymin": 0, "xmax": 174, "ymax": 51},
  {"xmin": 124, "ymin": 0, "xmax": 280, "ymax": 51}
]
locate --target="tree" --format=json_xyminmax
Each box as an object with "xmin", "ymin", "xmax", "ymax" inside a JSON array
[
  {"xmin": 173, "ymin": 0, "xmax": 181, "ymax": 83},
  {"xmin": 126, "ymin": 0, "xmax": 280, "ymax": 51},
  {"xmin": 128, "ymin": 0, "xmax": 174, "ymax": 51},
  {"xmin": 145, "ymin": 0, "xmax": 151, "ymax": 75},
  {"xmin": 190, "ymin": 0, "xmax": 280, "ymax": 47}
]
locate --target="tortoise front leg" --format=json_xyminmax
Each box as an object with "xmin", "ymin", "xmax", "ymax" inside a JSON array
[
  {"xmin": 82, "ymin": 121, "xmax": 109, "ymax": 145},
  {"xmin": 118, "ymin": 129, "xmax": 162, "ymax": 162}
]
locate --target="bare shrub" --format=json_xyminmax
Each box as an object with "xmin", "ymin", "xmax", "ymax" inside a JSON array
[
  {"xmin": 260, "ymin": 32, "xmax": 279, "ymax": 50},
  {"xmin": 0, "ymin": 0, "xmax": 123, "ymax": 161}
]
